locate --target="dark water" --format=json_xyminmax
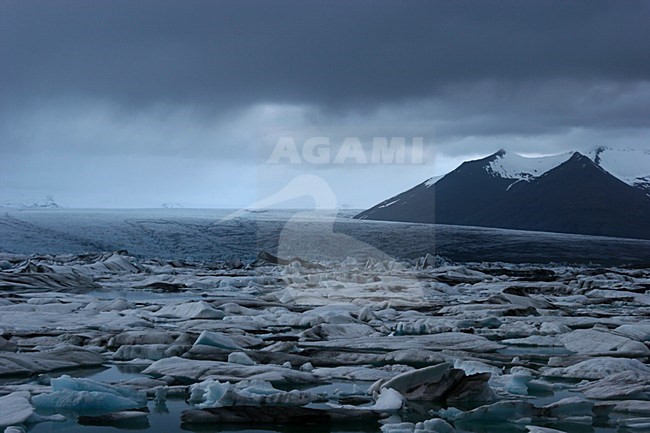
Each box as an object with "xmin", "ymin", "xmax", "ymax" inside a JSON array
[{"xmin": 1, "ymin": 208, "xmax": 650, "ymax": 265}]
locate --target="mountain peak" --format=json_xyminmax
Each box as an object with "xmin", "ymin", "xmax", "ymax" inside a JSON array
[
  {"xmin": 356, "ymin": 148, "xmax": 650, "ymax": 240},
  {"xmin": 485, "ymin": 150, "xmax": 574, "ymax": 181},
  {"xmin": 569, "ymin": 151, "xmax": 588, "ymax": 160}
]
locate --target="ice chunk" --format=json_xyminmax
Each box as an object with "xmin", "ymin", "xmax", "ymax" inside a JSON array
[
  {"xmin": 374, "ymin": 363, "xmax": 493, "ymax": 403},
  {"xmin": 416, "ymin": 419, "xmax": 455, "ymax": 433},
  {"xmin": 539, "ymin": 322, "xmax": 571, "ymax": 335},
  {"xmin": 300, "ymin": 323, "xmax": 380, "ymax": 340},
  {"xmin": 0, "ymin": 392, "xmax": 33, "ymax": 429},
  {"xmin": 453, "ymin": 359, "xmax": 501, "ymax": 376},
  {"xmin": 617, "ymin": 418, "xmax": 650, "ymax": 430},
  {"xmin": 227, "ymin": 352, "xmax": 255, "ymax": 366},
  {"xmin": 300, "ymin": 362, "xmax": 314, "ymax": 372},
  {"xmin": 613, "ymin": 400, "xmax": 650, "ymax": 416},
  {"xmin": 154, "ymin": 301, "xmax": 225, "ymax": 320},
  {"xmin": 371, "ymin": 388, "xmax": 404, "ymax": 410},
  {"xmin": 108, "ymin": 330, "xmax": 192, "ymax": 348},
  {"xmin": 193, "ymin": 331, "xmax": 244, "ymax": 351},
  {"xmin": 314, "ymin": 365, "xmax": 406, "ymax": 382},
  {"xmin": 87, "ymin": 252, "xmax": 143, "ymax": 273},
  {"xmin": 112, "ymin": 344, "xmax": 188, "ymax": 361},
  {"xmin": 32, "ymin": 390, "xmax": 142, "ymax": 414},
  {"xmin": 579, "ymin": 370, "xmax": 650, "ymax": 400},
  {"xmin": 498, "ymin": 367, "xmax": 535, "ymax": 396},
  {"xmin": 381, "ymin": 418, "xmax": 456, "ymax": 433},
  {"xmin": 543, "ymin": 357, "xmax": 650, "ymax": 380},
  {"xmin": 0, "ymin": 345, "xmax": 104, "ymax": 377},
  {"xmin": 543, "ymin": 397, "xmax": 594, "ymax": 419},
  {"xmin": 188, "ymin": 379, "xmax": 318, "ymax": 408},
  {"xmin": 614, "ymin": 323, "xmax": 650, "ymax": 342},
  {"xmin": 560, "ymin": 329, "xmax": 649, "ymax": 356},
  {"xmin": 143, "ymin": 357, "xmax": 318, "ymax": 384},
  {"xmin": 32, "ymin": 375, "xmax": 146, "ymax": 415},
  {"xmin": 381, "ymin": 422, "xmax": 416, "ymax": 433}
]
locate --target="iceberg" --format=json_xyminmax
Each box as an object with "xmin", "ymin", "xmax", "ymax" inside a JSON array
[
  {"xmin": 32, "ymin": 375, "xmax": 147, "ymax": 415},
  {"xmin": 143, "ymin": 357, "xmax": 319, "ymax": 384},
  {"xmin": 373, "ymin": 363, "xmax": 494, "ymax": 403},
  {"xmin": 188, "ymin": 378, "xmax": 318, "ymax": 408},
  {"xmin": 370, "ymin": 388, "xmax": 404, "ymax": 410},
  {"xmin": 380, "ymin": 418, "xmax": 456, "ymax": 433},
  {"xmin": 193, "ymin": 331, "xmax": 244, "ymax": 350},
  {"xmin": 153, "ymin": 301, "xmax": 225, "ymax": 320}
]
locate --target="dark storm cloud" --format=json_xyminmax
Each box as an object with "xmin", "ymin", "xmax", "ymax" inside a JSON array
[
  {"xmin": 2, "ymin": 0, "xmax": 649, "ymax": 113},
  {"xmin": 2, "ymin": 1, "xmax": 650, "ymax": 208}
]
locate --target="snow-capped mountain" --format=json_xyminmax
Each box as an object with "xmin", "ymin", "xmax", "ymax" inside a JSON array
[
  {"xmin": 355, "ymin": 149, "xmax": 650, "ymax": 240},
  {"xmin": 588, "ymin": 146, "xmax": 650, "ymax": 196}
]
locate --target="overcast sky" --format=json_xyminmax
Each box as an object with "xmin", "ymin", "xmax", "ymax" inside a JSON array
[{"xmin": 1, "ymin": 0, "xmax": 649, "ymax": 208}]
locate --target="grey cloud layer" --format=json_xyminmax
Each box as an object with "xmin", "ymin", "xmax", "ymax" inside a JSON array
[
  {"xmin": 2, "ymin": 0, "xmax": 649, "ymax": 111},
  {"xmin": 1, "ymin": 1, "xmax": 649, "ymax": 207}
]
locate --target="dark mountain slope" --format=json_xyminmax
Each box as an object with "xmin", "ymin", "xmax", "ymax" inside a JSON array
[{"xmin": 356, "ymin": 152, "xmax": 650, "ymax": 240}]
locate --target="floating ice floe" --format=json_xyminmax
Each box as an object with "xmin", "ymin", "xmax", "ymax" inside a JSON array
[
  {"xmin": 189, "ymin": 379, "xmax": 319, "ymax": 408},
  {"xmin": 153, "ymin": 301, "xmax": 225, "ymax": 320},
  {"xmin": 441, "ymin": 396, "xmax": 602, "ymax": 425},
  {"xmin": 227, "ymin": 352, "xmax": 255, "ymax": 365},
  {"xmin": 32, "ymin": 375, "xmax": 147, "ymax": 415},
  {"xmin": 560, "ymin": 328, "xmax": 650, "ymax": 356},
  {"xmin": 143, "ymin": 357, "xmax": 320, "ymax": 384},
  {"xmin": 331, "ymin": 387, "xmax": 405, "ymax": 411},
  {"xmin": 617, "ymin": 417, "xmax": 650, "ymax": 430},
  {"xmin": 112, "ymin": 343, "xmax": 189, "ymax": 361},
  {"xmin": 193, "ymin": 330, "xmax": 244, "ymax": 350},
  {"xmin": 1, "ymin": 250, "xmax": 650, "ymax": 431},
  {"xmin": 108, "ymin": 330, "xmax": 194, "ymax": 348},
  {"xmin": 0, "ymin": 345, "xmax": 104, "ymax": 377},
  {"xmin": 579, "ymin": 370, "xmax": 650, "ymax": 400},
  {"xmin": 542, "ymin": 356, "xmax": 650, "ymax": 380},
  {"xmin": 380, "ymin": 418, "xmax": 456, "ymax": 433},
  {"xmin": 370, "ymin": 363, "xmax": 494, "ymax": 403}
]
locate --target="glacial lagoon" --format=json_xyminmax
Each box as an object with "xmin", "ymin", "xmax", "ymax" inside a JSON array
[{"xmin": 1, "ymin": 209, "xmax": 649, "ymax": 432}]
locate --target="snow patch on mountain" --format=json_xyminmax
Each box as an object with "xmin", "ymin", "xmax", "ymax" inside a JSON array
[
  {"xmin": 424, "ymin": 175, "xmax": 443, "ymax": 187},
  {"xmin": 588, "ymin": 146, "xmax": 650, "ymax": 192},
  {"xmin": 485, "ymin": 150, "xmax": 574, "ymax": 181}
]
